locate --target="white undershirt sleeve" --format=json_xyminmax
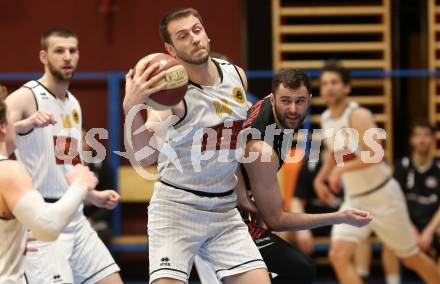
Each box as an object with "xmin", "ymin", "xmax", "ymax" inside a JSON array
[{"xmin": 12, "ymin": 185, "xmax": 87, "ymax": 242}]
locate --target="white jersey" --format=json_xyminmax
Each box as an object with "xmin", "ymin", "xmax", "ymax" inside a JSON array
[
  {"xmin": 15, "ymin": 80, "xmax": 83, "ymax": 199},
  {"xmin": 157, "ymin": 58, "xmax": 248, "ymax": 193},
  {"xmin": 0, "ymin": 156, "xmax": 27, "ymax": 284},
  {"xmin": 321, "ymin": 101, "xmax": 391, "ymax": 195}
]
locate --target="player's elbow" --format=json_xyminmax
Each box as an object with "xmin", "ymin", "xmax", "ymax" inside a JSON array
[
  {"xmin": 261, "ymin": 211, "xmax": 285, "ymax": 231},
  {"xmin": 28, "ymin": 216, "xmax": 64, "ymax": 242}
]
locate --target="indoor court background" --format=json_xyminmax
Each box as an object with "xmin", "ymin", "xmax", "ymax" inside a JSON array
[{"xmin": 1, "ymin": 0, "xmax": 439, "ymax": 283}]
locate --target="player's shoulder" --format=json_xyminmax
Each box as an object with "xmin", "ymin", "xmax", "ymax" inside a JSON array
[
  {"xmin": 0, "ymin": 161, "xmax": 32, "ymax": 195},
  {"xmin": 351, "ymin": 106, "xmax": 373, "ymax": 118},
  {"xmin": 0, "ymin": 160, "xmax": 27, "ymax": 183},
  {"xmin": 211, "ymin": 57, "xmax": 244, "ymax": 76},
  {"xmin": 7, "ymin": 85, "xmax": 35, "ymax": 101},
  {"xmin": 244, "ymin": 98, "xmax": 270, "ymax": 128},
  {"xmin": 350, "ymin": 106, "xmax": 375, "ymax": 128}
]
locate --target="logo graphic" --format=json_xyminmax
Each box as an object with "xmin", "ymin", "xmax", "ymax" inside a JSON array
[
  {"xmin": 426, "ymin": 176, "xmax": 438, "ymax": 189},
  {"xmin": 160, "ymin": 257, "xmax": 171, "ymax": 267},
  {"xmin": 53, "ymin": 274, "xmax": 62, "ymax": 283},
  {"xmin": 72, "ymin": 108, "xmax": 80, "ymax": 124},
  {"xmin": 232, "ymin": 87, "xmax": 246, "ymax": 104}
]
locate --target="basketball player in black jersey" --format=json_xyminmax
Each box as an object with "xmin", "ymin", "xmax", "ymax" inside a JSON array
[
  {"xmin": 196, "ymin": 69, "xmax": 372, "ymax": 284},
  {"xmin": 386, "ymin": 120, "xmax": 440, "ymax": 264},
  {"xmin": 240, "ymin": 69, "xmax": 373, "ymax": 283}
]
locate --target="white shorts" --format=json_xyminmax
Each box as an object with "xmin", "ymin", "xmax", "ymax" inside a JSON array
[
  {"xmin": 194, "ymin": 255, "xmax": 221, "ymax": 284},
  {"xmin": 148, "ymin": 182, "xmax": 266, "ymax": 284},
  {"xmin": 24, "ymin": 209, "xmax": 120, "ymax": 284},
  {"xmin": 332, "ymin": 178, "xmax": 419, "ymax": 258}
]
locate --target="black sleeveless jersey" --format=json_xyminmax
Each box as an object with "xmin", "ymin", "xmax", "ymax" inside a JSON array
[{"xmin": 243, "ymin": 97, "xmax": 290, "ymax": 169}]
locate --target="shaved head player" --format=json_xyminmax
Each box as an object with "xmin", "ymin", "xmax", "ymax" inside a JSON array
[{"xmin": 6, "ymin": 27, "xmax": 122, "ymax": 284}]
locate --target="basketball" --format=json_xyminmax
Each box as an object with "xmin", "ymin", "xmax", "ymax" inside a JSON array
[{"xmin": 134, "ymin": 53, "xmax": 188, "ymax": 110}]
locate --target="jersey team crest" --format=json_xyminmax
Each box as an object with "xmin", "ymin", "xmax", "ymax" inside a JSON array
[
  {"xmin": 232, "ymin": 87, "xmax": 246, "ymax": 104},
  {"xmin": 72, "ymin": 108, "xmax": 80, "ymax": 124}
]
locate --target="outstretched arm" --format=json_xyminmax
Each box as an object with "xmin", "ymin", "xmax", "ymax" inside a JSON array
[
  {"xmin": 1, "ymin": 162, "xmax": 96, "ymax": 242},
  {"xmin": 243, "ymin": 140, "xmax": 372, "ymax": 231}
]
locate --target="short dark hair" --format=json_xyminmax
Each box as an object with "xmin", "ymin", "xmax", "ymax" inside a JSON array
[
  {"xmin": 410, "ymin": 118, "xmax": 435, "ymax": 136},
  {"xmin": 41, "ymin": 27, "xmax": 78, "ymax": 51},
  {"xmin": 272, "ymin": 69, "xmax": 311, "ymax": 94},
  {"xmin": 159, "ymin": 8, "xmax": 204, "ymax": 44},
  {"xmin": 321, "ymin": 59, "xmax": 351, "ymax": 85}
]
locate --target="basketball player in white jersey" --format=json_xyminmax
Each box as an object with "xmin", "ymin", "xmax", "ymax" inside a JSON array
[
  {"xmin": 5, "ymin": 27, "xmax": 122, "ymax": 284},
  {"xmin": 123, "ymin": 7, "xmax": 271, "ymax": 284},
  {"xmin": 0, "ymin": 96, "xmax": 99, "ymax": 283},
  {"xmin": 314, "ymin": 61, "xmax": 440, "ymax": 284}
]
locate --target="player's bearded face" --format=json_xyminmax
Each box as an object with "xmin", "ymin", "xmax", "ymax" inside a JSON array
[
  {"xmin": 168, "ymin": 15, "xmax": 210, "ymax": 65},
  {"xmin": 273, "ymin": 85, "xmax": 310, "ymax": 129},
  {"xmin": 274, "ymin": 102, "xmax": 309, "ymax": 129},
  {"xmin": 45, "ymin": 36, "xmax": 79, "ymax": 82},
  {"xmin": 175, "ymin": 40, "xmax": 210, "ymax": 65}
]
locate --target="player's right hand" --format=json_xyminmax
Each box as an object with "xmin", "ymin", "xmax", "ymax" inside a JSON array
[
  {"xmin": 340, "ymin": 208, "xmax": 372, "ymax": 227},
  {"xmin": 237, "ymin": 196, "xmax": 259, "ymax": 222},
  {"xmin": 65, "ymin": 164, "xmax": 98, "ymax": 191},
  {"xmin": 122, "ymin": 62, "xmax": 167, "ymax": 112},
  {"xmin": 313, "ymin": 179, "xmax": 337, "ymax": 205},
  {"xmin": 25, "ymin": 111, "xmax": 57, "ymax": 129}
]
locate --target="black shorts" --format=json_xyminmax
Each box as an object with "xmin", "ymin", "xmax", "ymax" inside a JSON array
[{"xmin": 255, "ymin": 231, "xmax": 316, "ymax": 284}]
